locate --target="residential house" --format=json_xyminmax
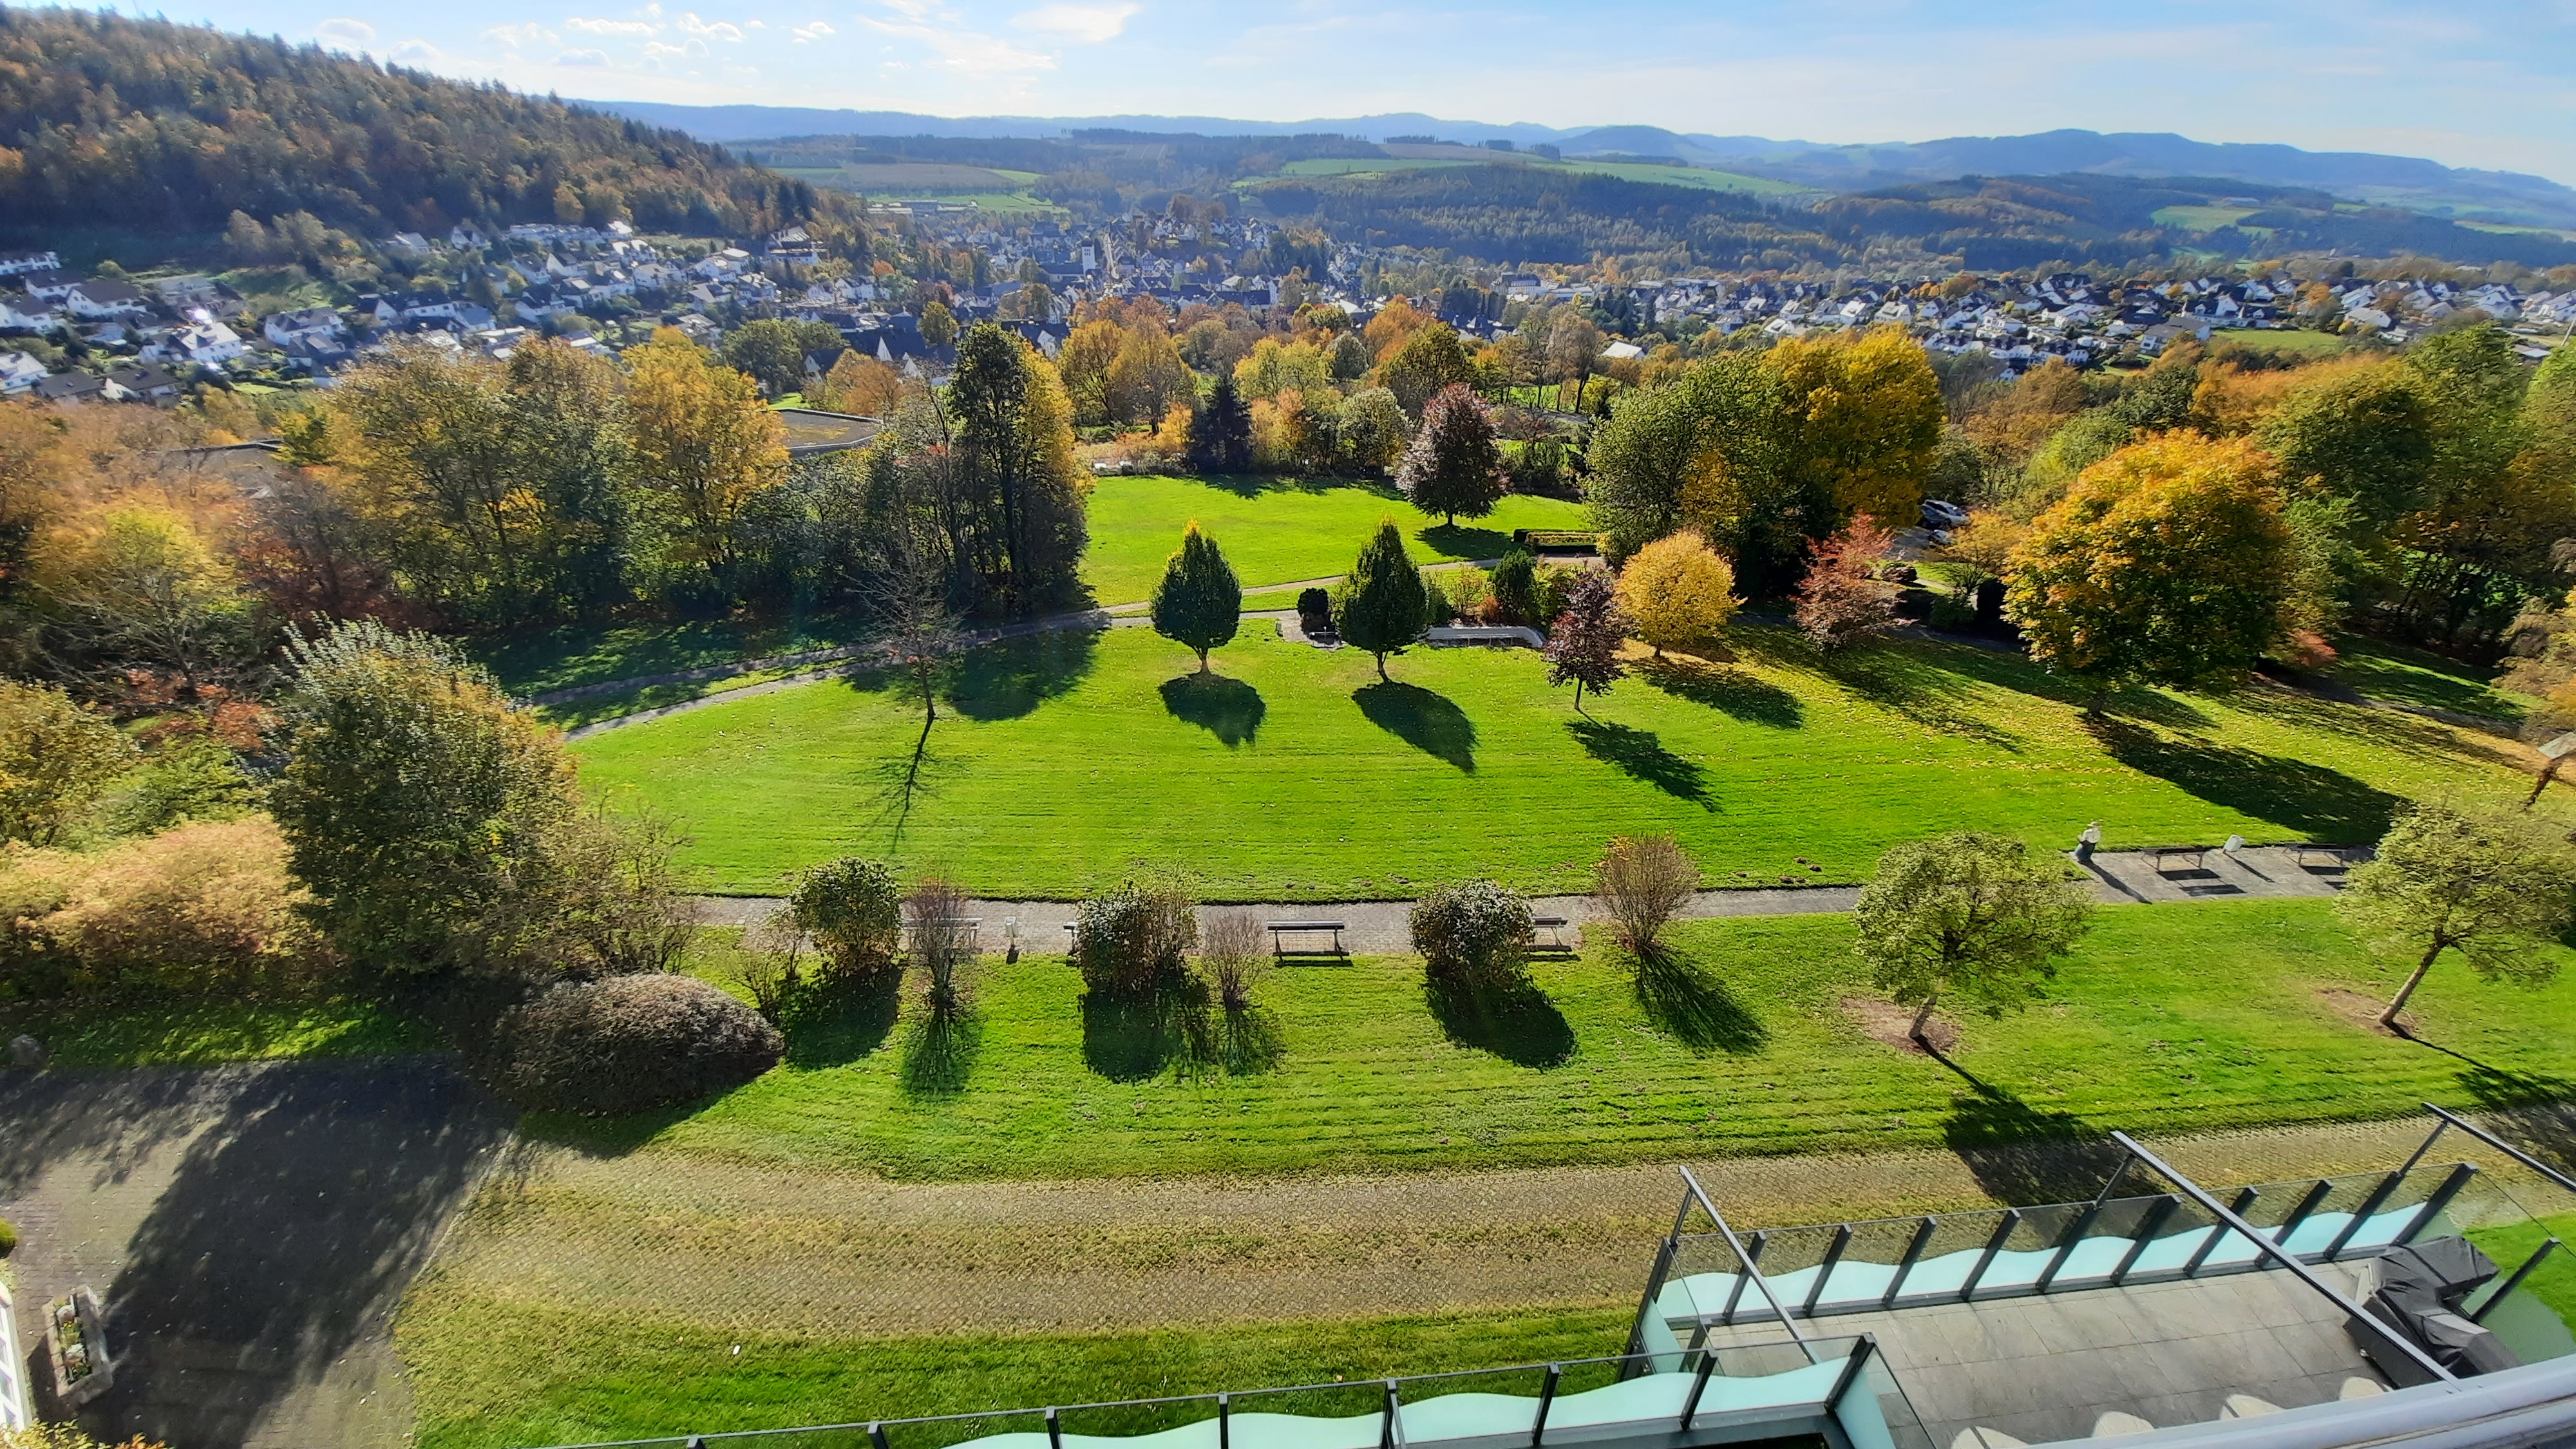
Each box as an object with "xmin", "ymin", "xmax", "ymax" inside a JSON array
[
  {"xmin": 107, "ymin": 364, "xmax": 184, "ymax": 402},
  {"xmin": 33, "ymin": 371, "xmax": 113, "ymax": 403},
  {"xmin": 64, "ymin": 279, "xmax": 153, "ymax": 321},
  {"xmin": 0, "ymin": 250, "xmax": 61, "ymax": 278},
  {"xmin": 159, "ymin": 318, "xmax": 246, "ymax": 367},
  {"xmin": 264, "ymin": 306, "xmax": 347, "ymax": 348},
  {"xmin": 0, "ymin": 295, "xmax": 61, "ymax": 333},
  {"xmin": 0, "ymin": 350, "xmax": 48, "ymax": 393}
]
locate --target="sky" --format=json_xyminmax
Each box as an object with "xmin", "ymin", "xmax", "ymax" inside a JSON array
[{"xmin": 97, "ymin": 0, "xmax": 2576, "ymax": 183}]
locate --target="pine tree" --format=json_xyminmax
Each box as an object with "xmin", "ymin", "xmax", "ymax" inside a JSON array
[
  {"xmin": 1333, "ymin": 521, "xmax": 1432, "ymax": 681},
  {"xmin": 1150, "ymin": 522, "xmax": 1243, "ymax": 672},
  {"xmin": 1396, "ymin": 384, "xmax": 1508, "ymax": 527},
  {"xmin": 1188, "ymin": 375, "xmax": 1253, "ymax": 473},
  {"xmin": 1543, "ymin": 569, "xmax": 1628, "ymax": 714}
]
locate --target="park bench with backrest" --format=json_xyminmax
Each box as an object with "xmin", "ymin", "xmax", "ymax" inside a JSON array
[
  {"xmin": 1528, "ymin": 914, "xmax": 1574, "ymax": 953},
  {"xmin": 1265, "ymin": 920, "xmax": 1347, "ymax": 958}
]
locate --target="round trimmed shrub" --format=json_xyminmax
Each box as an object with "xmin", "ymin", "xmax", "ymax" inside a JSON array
[
  {"xmin": 1410, "ymin": 880, "xmax": 1534, "ymax": 982},
  {"xmin": 1072, "ymin": 881, "xmax": 1197, "ymax": 996},
  {"xmin": 788, "ymin": 857, "xmax": 903, "ymax": 978},
  {"xmin": 495, "ymin": 973, "xmax": 782, "ymax": 1115}
]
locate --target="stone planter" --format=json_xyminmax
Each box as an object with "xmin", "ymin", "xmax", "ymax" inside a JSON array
[{"xmin": 41, "ymin": 1287, "xmax": 112, "ymax": 1409}]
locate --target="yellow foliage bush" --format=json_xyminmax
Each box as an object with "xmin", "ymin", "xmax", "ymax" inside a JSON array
[
  {"xmin": 1615, "ymin": 529, "xmax": 1738, "ymax": 657},
  {"xmin": 0, "ymin": 818, "xmax": 328, "ymax": 998}
]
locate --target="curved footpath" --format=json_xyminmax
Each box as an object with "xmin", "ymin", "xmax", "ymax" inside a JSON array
[{"xmin": 692, "ymin": 844, "xmax": 2362, "ymax": 949}]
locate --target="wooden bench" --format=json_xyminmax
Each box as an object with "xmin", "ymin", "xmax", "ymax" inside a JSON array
[
  {"xmin": 2146, "ymin": 846, "xmax": 2208, "ymax": 875},
  {"xmin": 2293, "ymin": 845, "xmax": 2350, "ymax": 873},
  {"xmin": 1529, "ymin": 914, "xmax": 1574, "ymax": 952},
  {"xmin": 1265, "ymin": 920, "xmax": 1349, "ymax": 958}
]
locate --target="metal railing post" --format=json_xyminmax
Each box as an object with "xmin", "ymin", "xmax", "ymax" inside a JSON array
[
  {"xmin": 870, "ymin": 1425, "xmax": 891, "ymax": 1449},
  {"xmin": 1046, "ymin": 1407, "xmax": 1063, "ymax": 1449},
  {"xmin": 2423, "ymin": 1103, "xmax": 2576, "ymax": 1195},
  {"xmin": 2183, "ymin": 1188, "xmax": 2259, "ymax": 1277},
  {"xmin": 2471, "ymin": 1239, "xmax": 2561, "ymax": 1324},
  {"xmin": 2034, "ymin": 1203, "xmax": 2104, "ymax": 1293},
  {"xmin": 1823, "ymin": 1337, "xmax": 1878, "ymax": 1421},
  {"xmin": 2398, "ymin": 1164, "xmax": 2479, "ymax": 1245},
  {"xmin": 1719, "ymin": 1231, "xmax": 1766, "ymax": 1325},
  {"xmin": 2324, "ymin": 1169, "xmax": 2410, "ymax": 1260},
  {"xmin": 1961, "ymin": 1210, "xmax": 2020, "ymax": 1300},
  {"xmin": 1883, "ymin": 1217, "xmax": 1937, "ymax": 1307},
  {"xmin": 1679, "ymin": 1346, "xmax": 1720, "ymax": 1428},
  {"xmin": 1530, "ymin": 1365, "xmax": 1560, "ymax": 1448},
  {"xmin": 1381, "ymin": 1379, "xmax": 1401, "ymax": 1449},
  {"xmin": 2090, "ymin": 1152, "xmax": 2137, "ymax": 1205},
  {"xmin": 2107, "ymin": 1132, "xmax": 2455, "ymax": 1385},
  {"xmin": 2271, "ymin": 1179, "xmax": 2336, "ymax": 1255},
  {"xmin": 1803, "ymin": 1225, "xmax": 1854, "ymax": 1314},
  {"xmin": 1625, "ymin": 1233, "xmax": 1680, "ymax": 1360},
  {"xmin": 1677, "ymin": 1166, "xmax": 1818, "ymax": 1364},
  {"xmin": 2111, "ymin": 1197, "xmax": 2181, "ymax": 1285},
  {"xmin": 1218, "ymin": 1394, "xmax": 1231, "ymax": 1449}
]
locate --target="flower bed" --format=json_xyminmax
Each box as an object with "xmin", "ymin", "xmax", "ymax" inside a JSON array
[{"xmin": 43, "ymin": 1287, "xmax": 113, "ymax": 1408}]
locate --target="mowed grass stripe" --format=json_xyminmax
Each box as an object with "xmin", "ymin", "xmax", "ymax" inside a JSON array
[
  {"xmin": 1080, "ymin": 474, "xmax": 1587, "ymax": 604},
  {"xmin": 571, "ymin": 620, "xmax": 2548, "ymax": 900},
  {"xmin": 535, "ymin": 900, "xmax": 2576, "ymax": 1182}
]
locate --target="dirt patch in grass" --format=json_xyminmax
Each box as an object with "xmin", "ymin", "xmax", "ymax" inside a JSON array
[
  {"xmin": 1841, "ymin": 996, "xmax": 1959, "ymax": 1054},
  {"xmin": 2316, "ymin": 985, "xmax": 2412, "ymax": 1036}
]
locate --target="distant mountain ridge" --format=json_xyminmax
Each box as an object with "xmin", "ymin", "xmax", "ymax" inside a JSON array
[{"xmin": 586, "ymin": 102, "xmax": 2576, "ymax": 230}]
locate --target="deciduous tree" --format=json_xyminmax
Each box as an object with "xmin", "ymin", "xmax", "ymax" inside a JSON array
[
  {"xmin": 1852, "ymin": 831, "xmax": 2094, "ymax": 1044},
  {"xmin": 625, "ymin": 328, "xmax": 788, "ymax": 596},
  {"xmin": 1615, "ymin": 529, "xmax": 1736, "ymax": 657},
  {"xmin": 2338, "ymin": 803, "xmax": 2576, "ymax": 1030},
  {"xmin": 0, "ymin": 679, "xmax": 133, "ymax": 843},
  {"xmin": 1792, "ymin": 516, "xmax": 1899, "ymax": 651},
  {"xmin": 1769, "ymin": 327, "xmax": 1944, "ymax": 529},
  {"xmin": 1338, "ymin": 387, "xmax": 1411, "ymax": 475},
  {"xmin": 1379, "ymin": 322, "xmax": 1481, "ymax": 420},
  {"xmin": 2004, "ymin": 433, "xmax": 2293, "ymax": 703},
  {"xmin": 945, "ymin": 324, "xmax": 1092, "ymax": 616},
  {"xmin": 820, "ymin": 352, "xmax": 904, "ymax": 417},
  {"xmin": 1543, "ymin": 569, "xmax": 1627, "ymax": 714},
  {"xmin": 1150, "ymin": 522, "xmax": 1242, "ymax": 672},
  {"xmin": 1396, "ymin": 384, "xmax": 1507, "ymax": 526}
]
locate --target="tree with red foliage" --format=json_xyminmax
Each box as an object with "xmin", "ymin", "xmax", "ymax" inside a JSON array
[
  {"xmin": 1793, "ymin": 516, "xmax": 1900, "ymax": 652},
  {"xmin": 1543, "ymin": 569, "xmax": 1629, "ymax": 715}
]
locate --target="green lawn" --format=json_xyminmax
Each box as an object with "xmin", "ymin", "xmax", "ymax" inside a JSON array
[
  {"xmin": 1083, "ymin": 475, "xmax": 1587, "ymax": 605},
  {"xmin": 2325, "ymin": 636, "xmax": 2533, "ymax": 722},
  {"xmin": 0, "ymin": 993, "xmax": 435, "ymax": 1066},
  {"xmin": 536, "ymin": 899, "xmax": 2576, "ymax": 1182},
  {"xmin": 467, "ymin": 616, "xmax": 876, "ymax": 699},
  {"xmin": 402, "ymin": 1296, "xmax": 1634, "ymax": 1449},
  {"xmin": 571, "ymin": 618, "xmax": 2553, "ymax": 900}
]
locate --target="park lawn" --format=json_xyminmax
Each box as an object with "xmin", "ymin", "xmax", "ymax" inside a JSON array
[
  {"xmin": 1083, "ymin": 474, "xmax": 1587, "ymax": 605},
  {"xmin": 0, "ymin": 992, "xmax": 436, "ymax": 1066},
  {"xmin": 570, "ymin": 619, "xmax": 2557, "ymax": 901},
  {"xmin": 401, "ymin": 1296, "xmax": 1634, "ymax": 1449},
  {"xmin": 533, "ymin": 899, "xmax": 2576, "ymax": 1182},
  {"xmin": 2325, "ymin": 636, "xmax": 2533, "ymax": 723}
]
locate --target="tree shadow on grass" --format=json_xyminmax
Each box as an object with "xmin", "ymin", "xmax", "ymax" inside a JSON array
[
  {"xmin": 899, "ymin": 1007, "xmax": 981, "ymax": 1097},
  {"xmin": 1216, "ymin": 1005, "xmax": 1288, "ymax": 1076},
  {"xmin": 1160, "ymin": 672, "xmax": 1266, "ymax": 747},
  {"xmin": 1356, "ymin": 681, "xmax": 1477, "ymax": 772},
  {"xmin": 943, "ymin": 626, "xmax": 1101, "ymax": 722},
  {"xmin": 857, "ymin": 740, "xmax": 963, "ymax": 846},
  {"xmin": 1567, "ymin": 719, "xmax": 1712, "ymax": 809},
  {"xmin": 1640, "ymin": 656, "xmax": 1804, "ymax": 729},
  {"xmin": 2412, "ymin": 1039, "xmax": 2576, "ymax": 1180},
  {"xmin": 1628, "ymin": 947, "xmax": 1767, "ymax": 1054},
  {"xmin": 1942, "ymin": 1083, "xmax": 2128, "ymax": 1207},
  {"xmin": 1424, "ymin": 967, "xmax": 1576, "ymax": 1068},
  {"xmin": 1819, "ymin": 645, "xmax": 2025, "ymax": 751},
  {"xmin": 779, "ymin": 969, "xmax": 903, "ymax": 1070},
  {"xmin": 1419, "ymin": 521, "xmax": 1517, "ymax": 562},
  {"xmin": 1081, "ymin": 973, "xmax": 1213, "ymax": 1083},
  {"xmin": 2085, "ymin": 717, "xmax": 2401, "ymax": 842}
]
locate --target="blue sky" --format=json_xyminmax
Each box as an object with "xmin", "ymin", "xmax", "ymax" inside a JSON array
[{"xmin": 102, "ymin": 0, "xmax": 2576, "ymax": 182}]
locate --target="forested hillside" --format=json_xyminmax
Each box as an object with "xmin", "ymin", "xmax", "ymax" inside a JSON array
[{"xmin": 0, "ymin": 7, "xmax": 834, "ymax": 238}]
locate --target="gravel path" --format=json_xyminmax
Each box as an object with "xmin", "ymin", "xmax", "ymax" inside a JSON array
[
  {"xmin": 419, "ymin": 1110, "xmax": 2562, "ymax": 1342},
  {"xmin": 692, "ymin": 844, "xmax": 2359, "ymax": 952}
]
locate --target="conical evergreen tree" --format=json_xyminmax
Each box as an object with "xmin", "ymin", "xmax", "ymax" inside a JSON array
[
  {"xmin": 1150, "ymin": 522, "xmax": 1242, "ymax": 672},
  {"xmin": 1188, "ymin": 375, "xmax": 1253, "ymax": 473},
  {"xmin": 1332, "ymin": 520, "xmax": 1432, "ymax": 681}
]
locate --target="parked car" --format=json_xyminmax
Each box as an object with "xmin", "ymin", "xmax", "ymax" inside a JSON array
[{"xmin": 1921, "ymin": 498, "xmax": 1970, "ymax": 530}]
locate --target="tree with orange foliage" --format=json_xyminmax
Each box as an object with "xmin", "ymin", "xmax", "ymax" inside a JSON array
[
  {"xmin": 1792, "ymin": 515, "xmax": 1900, "ymax": 652},
  {"xmin": 625, "ymin": 328, "xmax": 788, "ymax": 592},
  {"xmin": 819, "ymin": 351, "xmax": 904, "ymax": 419}
]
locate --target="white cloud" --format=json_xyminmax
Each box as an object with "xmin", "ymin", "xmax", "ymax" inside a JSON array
[
  {"xmin": 1014, "ymin": 2, "xmax": 1135, "ymax": 44},
  {"xmin": 860, "ymin": 2, "xmax": 1056, "ymax": 73},
  {"xmin": 792, "ymin": 19, "xmax": 836, "ymax": 42},
  {"xmin": 553, "ymin": 46, "xmax": 613, "ymax": 65},
  {"xmin": 391, "ymin": 38, "xmax": 441, "ymax": 61},
  {"xmin": 484, "ymin": 23, "xmax": 559, "ymax": 46},
  {"xmin": 316, "ymin": 16, "xmax": 375, "ymax": 44},
  {"xmin": 677, "ymin": 12, "xmax": 746, "ymax": 41},
  {"xmin": 566, "ymin": 15, "xmax": 661, "ymax": 35},
  {"xmin": 645, "ymin": 37, "xmax": 712, "ymax": 58}
]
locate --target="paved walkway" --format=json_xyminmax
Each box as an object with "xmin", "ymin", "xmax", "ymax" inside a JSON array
[
  {"xmin": 0, "ymin": 1057, "xmax": 514, "ymax": 1448},
  {"xmin": 693, "ymin": 844, "xmax": 2360, "ymax": 951}
]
